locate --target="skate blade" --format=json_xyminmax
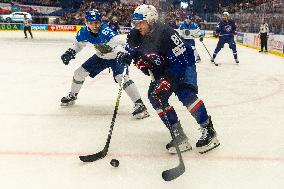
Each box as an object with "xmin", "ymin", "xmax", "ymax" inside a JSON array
[
  {"xmin": 197, "ymin": 137, "xmax": 220, "ymax": 154},
  {"xmin": 60, "ymin": 101, "xmax": 75, "ymax": 107},
  {"xmin": 133, "ymin": 111, "xmax": 150, "ymax": 120},
  {"xmin": 168, "ymin": 142, "xmax": 192, "ymax": 154}
]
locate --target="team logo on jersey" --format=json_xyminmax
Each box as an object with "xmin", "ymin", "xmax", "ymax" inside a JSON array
[
  {"xmin": 94, "ymin": 43, "xmax": 112, "ymax": 54},
  {"xmin": 224, "ymin": 25, "xmax": 232, "ymax": 32}
]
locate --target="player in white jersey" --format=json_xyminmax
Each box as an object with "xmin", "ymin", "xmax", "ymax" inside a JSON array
[
  {"xmin": 178, "ymin": 15, "xmax": 203, "ymax": 62},
  {"xmin": 60, "ymin": 9, "xmax": 149, "ymax": 119}
]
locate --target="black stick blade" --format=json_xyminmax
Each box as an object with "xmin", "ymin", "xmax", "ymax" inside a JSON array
[
  {"xmin": 79, "ymin": 150, "xmax": 107, "ymax": 162},
  {"xmin": 162, "ymin": 162, "xmax": 185, "ymax": 181}
]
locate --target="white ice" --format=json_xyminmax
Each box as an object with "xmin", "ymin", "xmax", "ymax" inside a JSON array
[{"xmin": 0, "ymin": 31, "xmax": 283, "ymax": 189}]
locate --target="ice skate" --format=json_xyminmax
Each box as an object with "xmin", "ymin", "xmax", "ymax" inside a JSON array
[
  {"xmin": 211, "ymin": 58, "xmax": 218, "ymax": 66},
  {"xmin": 235, "ymin": 59, "xmax": 239, "ymax": 64},
  {"xmin": 132, "ymin": 102, "xmax": 149, "ymax": 119},
  {"xmin": 166, "ymin": 121, "xmax": 192, "ymax": 154},
  {"xmin": 196, "ymin": 117, "xmax": 220, "ymax": 154},
  {"xmin": 61, "ymin": 92, "xmax": 77, "ymax": 106}
]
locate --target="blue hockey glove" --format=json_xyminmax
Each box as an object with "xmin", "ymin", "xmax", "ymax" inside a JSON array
[
  {"xmin": 61, "ymin": 48, "xmax": 76, "ymax": 65},
  {"xmin": 116, "ymin": 52, "xmax": 132, "ymax": 66}
]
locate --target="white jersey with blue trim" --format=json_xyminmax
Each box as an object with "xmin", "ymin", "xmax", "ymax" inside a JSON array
[
  {"xmin": 178, "ymin": 21, "xmax": 201, "ymax": 40},
  {"xmin": 70, "ymin": 23, "xmax": 126, "ymax": 59}
]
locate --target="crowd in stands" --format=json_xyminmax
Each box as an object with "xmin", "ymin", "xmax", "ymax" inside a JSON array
[
  {"xmin": 56, "ymin": 0, "xmax": 283, "ymax": 34},
  {"xmin": 56, "ymin": 1, "xmax": 201, "ymax": 29},
  {"xmin": 1, "ymin": 0, "xmax": 60, "ymax": 7},
  {"xmin": 0, "ymin": 0, "xmax": 283, "ymax": 34},
  {"xmin": 217, "ymin": 0, "xmax": 283, "ymax": 34},
  {"xmin": 55, "ymin": 1, "xmax": 134, "ymax": 26},
  {"xmin": 217, "ymin": 0, "xmax": 282, "ymax": 14}
]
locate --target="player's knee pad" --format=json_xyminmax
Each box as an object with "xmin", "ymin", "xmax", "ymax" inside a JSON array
[
  {"xmin": 114, "ymin": 74, "xmax": 122, "ymax": 84},
  {"xmin": 229, "ymin": 43, "xmax": 237, "ymax": 52},
  {"xmin": 183, "ymin": 93, "xmax": 208, "ymax": 125},
  {"xmin": 177, "ymin": 89, "xmax": 199, "ymax": 108},
  {"xmin": 114, "ymin": 74, "xmax": 134, "ymax": 90},
  {"xmin": 147, "ymin": 82, "xmax": 164, "ymax": 109},
  {"xmin": 73, "ymin": 66, "xmax": 89, "ymax": 84}
]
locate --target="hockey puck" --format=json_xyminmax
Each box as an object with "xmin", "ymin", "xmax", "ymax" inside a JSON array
[{"xmin": 110, "ymin": 159, "xmax": 119, "ymax": 167}]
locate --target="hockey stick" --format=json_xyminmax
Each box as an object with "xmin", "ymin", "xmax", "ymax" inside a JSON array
[
  {"xmin": 158, "ymin": 99, "xmax": 185, "ymax": 181},
  {"xmin": 79, "ymin": 66, "xmax": 128, "ymax": 162},
  {"xmin": 200, "ymin": 41, "xmax": 218, "ymax": 66}
]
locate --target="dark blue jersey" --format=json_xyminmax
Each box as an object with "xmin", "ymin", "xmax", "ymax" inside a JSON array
[
  {"xmin": 126, "ymin": 22, "xmax": 195, "ymax": 82},
  {"xmin": 216, "ymin": 19, "xmax": 236, "ymax": 39}
]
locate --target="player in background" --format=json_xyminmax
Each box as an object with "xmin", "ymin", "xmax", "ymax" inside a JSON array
[
  {"xmin": 117, "ymin": 4, "xmax": 220, "ymax": 154},
  {"xmin": 211, "ymin": 12, "xmax": 239, "ymax": 64},
  {"xmin": 178, "ymin": 15, "xmax": 203, "ymax": 63},
  {"xmin": 108, "ymin": 16, "xmax": 120, "ymax": 34},
  {"xmin": 23, "ymin": 14, "xmax": 33, "ymax": 39},
  {"xmin": 259, "ymin": 19, "xmax": 269, "ymax": 53},
  {"xmin": 60, "ymin": 9, "xmax": 149, "ymax": 119}
]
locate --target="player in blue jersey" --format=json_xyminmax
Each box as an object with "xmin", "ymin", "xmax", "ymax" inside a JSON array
[
  {"xmin": 211, "ymin": 12, "xmax": 239, "ymax": 65},
  {"xmin": 117, "ymin": 5, "xmax": 220, "ymax": 154},
  {"xmin": 108, "ymin": 16, "xmax": 120, "ymax": 34},
  {"xmin": 178, "ymin": 15, "xmax": 203, "ymax": 63},
  {"xmin": 60, "ymin": 9, "xmax": 149, "ymax": 119}
]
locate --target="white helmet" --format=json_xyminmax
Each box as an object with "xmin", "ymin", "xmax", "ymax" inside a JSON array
[
  {"xmin": 223, "ymin": 12, "xmax": 230, "ymax": 17},
  {"xmin": 132, "ymin": 4, "xmax": 158, "ymax": 23}
]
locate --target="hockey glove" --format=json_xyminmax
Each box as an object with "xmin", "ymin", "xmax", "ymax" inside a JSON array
[
  {"xmin": 143, "ymin": 53, "xmax": 164, "ymax": 66},
  {"xmin": 153, "ymin": 78, "xmax": 172, "ymax": 100},
  {"xmin": 116, "ymin": 52, "xmax": 132, "ymax": 66},
  {"xmin": 134, "ymin": 56, "xmax": 154, "ymax": 76},
  {"xmin": 199, "ymin": 37, "xmax": 204, "ymax": 42},
  {"xmin": 61, "ymin": 48, "xmax": 76, "ymax": 65}
]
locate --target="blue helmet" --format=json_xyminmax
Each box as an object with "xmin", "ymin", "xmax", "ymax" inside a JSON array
[
  {"xmin": 85, "ymin": 9, "xmax": 101, "ymax": 22},
  {"xmin": 185, "ymin": 15, "xmax": 191, "ymax": 20}
]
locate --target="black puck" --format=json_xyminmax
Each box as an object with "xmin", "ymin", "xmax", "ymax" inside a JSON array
[{"xmin": 110, "ymin": 159, "xmax": 119, "ymax": 167}]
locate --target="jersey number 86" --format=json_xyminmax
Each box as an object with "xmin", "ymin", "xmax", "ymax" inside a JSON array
[{"xmin": 171, "ymin": 33, "xmax": 186, "ymax": 57}]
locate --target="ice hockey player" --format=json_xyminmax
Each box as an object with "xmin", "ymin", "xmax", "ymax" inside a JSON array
[
  {"xmin": 117, "ymin": 4, "xmax": 220, "ymax": 154},
  {"xmin": 178, "ymin": 15, "xmax": 203, "ymax": 63},
  {"xmin": 108, "ymin": 16, "xmax": 120, "ymax": 34},
  {"xmin": 60, "ymin": 9, "xmax": 149, "ymax": 119},
  {"xmin": 211, "ymin": 12, "xmax": 239, "ymax": 65}
]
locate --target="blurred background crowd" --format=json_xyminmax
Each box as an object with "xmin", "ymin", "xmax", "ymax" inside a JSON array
[{"xmin": 0, "ymin": 0, "xmax": 283, "ymax": 34}]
